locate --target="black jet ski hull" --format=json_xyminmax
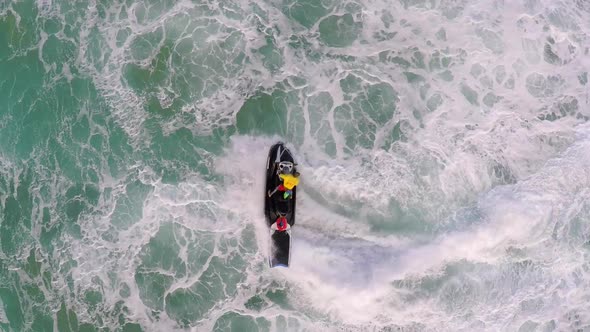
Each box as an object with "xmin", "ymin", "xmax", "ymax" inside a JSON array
[{"xmin": 265, "ymin": 142, "xmax": 297, "ymax": 268}]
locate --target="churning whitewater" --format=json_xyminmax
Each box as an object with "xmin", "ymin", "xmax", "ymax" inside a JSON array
[{"xmin": 0, "ymin": 0, "xmax": 589, "ymax": 331}]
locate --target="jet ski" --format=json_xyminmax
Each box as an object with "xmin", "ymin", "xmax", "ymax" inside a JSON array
[{"xmin": 264, "ymin": 142, "xmax": 299, "ymax": 268}]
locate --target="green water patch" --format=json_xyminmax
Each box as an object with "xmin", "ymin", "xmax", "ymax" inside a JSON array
[
  {"xmin": 50, "ymin": 138, "xmax": 85, "ymax": 185},
  {"xmin": 0, "ymin": 259, "xmax": 56, "ymax": 331},
  {"xmin": 435, "ymin": 70, "xmax": 452, "ymax": 81},
  {"xmin": 308, "ymin": 92, "xmax": 337, "ymax": 156},
  {"xmin": 23, "ymin": 283, "xmax": 46, "ymax": 307},
  {"xmin": 24, "ymin": 249, "xmax": 42, "ymax": 279},
  {"xmin": 288, "ymin": 34, "xmax": 323, "ymax": 63},
  {"xmin": 0, "ymin": 3, "xmax": 207, "ymax": 331},
  {"xmin": 123, "ymin": 16, "xmax": 246, "ymax": 114},
  {"xmin": 349, "ymin": 77, "xmax": 399, "ymax": 124},
  {"xmin": 245, "ymin": 295, "xmax": 268, "ymax": 312},
  {"xmin": 64, "ymin": 183, "xmax": 101, "ymax": 224},
  {"xmin": 42, "ymin": 16, "xmax": 63, "ymax": 35},
  {"xmin": 44, "ymin": 96, "xmax": 128, "ymax": 235},
  {"xmin": 134, "ymin": 222, "xmax": 242, "ymax": 316},
  {"xmin": 135, "ymin": 271, "xmax": 174, "ymax": 312},
  {"xmin": 1, "ymin": 169, "xmax": 34, "ymax": 256},
  {"xmin": 381, "ymin": 120, "xmax": 410, "ymax": 150},
  {"xmin": 378, "ymin": 51, "xmax": 412, "ymax": 69},
  {"xmin": 0, "ymin": 51, "xmax": 45, "ymax": 157},
  {"xmin": 236, "ymin": 91, "xmax": 287, "ymax": 136},
  {"xmin": 265, "ymin": 288, "xmax": 293, "ymax": 310},
  {"xmin": 77, "ymin": 323, "xmax": 98, "ymax": 332},
  {"xmin": 131, "ymin": 0, "xmax": 178, "ymax": 25},
  {"xmin": 460, "ymin": 84, "xmax": 479, "ymax": 106},
  {"xmin": 476, "ymin": 28, "xmax": 503, "ymax": 54},
  {"xmin": 236, "ymin": 81, "xmax": 311, "ymax": 148},
  {"xmin": 163, "ymin": 233, "xmax": 249, "ymax": 326},
  {"xmin": 526, "ymin": 73, "xmax": 564, "ymax": 98},
  {"xmin": 122, "ymin": 322, "xmax": 144, "ymax": 332},
  {"xmin": 85, "ymin": 24, "xmax": 113, "ymax": 73},
  {"xmin": 135, "ymin": 223, "xmax": 190, "ymax": 311},
  {"xmin": 165, "ymin": 255, "xmax": 242, "ymax": 326},
  {"xmin": 0, "ymin": 4, "xmax": 39, "ymax": 60},
  {"xmin": 41, "ymin": 34, "xmax": 77, "ymax": 73},
  {"xmin": 257, "ymin": 34, "xmax": 284, "ymax": 73},
  {"xmin": 379, "ymin": 47, "xmax": 463, "ymax": 77},
  {"xmin": 130, "ymin": 27, "xmax": 164, "ymax": 62},
  {"xmin": 0, "ymin": 58, "xmax": 137, "ymax": 332},
  {"xmin": 67, "ymin": 299, "xmax": 142, "ymax": 332},
  {"xmin": 578, "ymin": 72, "xmax": 588, "ymax": 85},
  {"xmin": 404, "ymin": 71, "xmax": 425, "ymax": 83},
  {"xmin": 213, "ymin": 311, "xmax": 271, "ymax": 332},
  {"xmin": 319, "ymin": 14, "xmax": 362, "ymax": 48},
  {"xmin": 139, "ymin": 117, "xmax": 232, "ymax": 183},
  {"xmin": 483, "ymin": 92, "xmax": 502, "ymax": 107},
  {"xmin": 281, "ymin": 0, "xmax": 334, "ymax": 28},
  {"xmin": 3, "ymin": 70, "xmax": 129, "ymax": 185},
  {"xmin": 410, "ymin": 48, "xmax": 426, "ymax": 69},
  {"xmin": 104, "ymin": 124, "xmax": 135, "ymax": 180},
  {"xmin": 148, "ymin": 128, "xmax": 206, "ymax": 179},
  {"xmin": 0, "ymin": 287, "xmax": 24, "ymax": 331},
  {"xmin": 493, "ymin": 65, "xmax": 507, "ymax": 84},
  {"xmin": 277, "ymin": 80, "xmax": 307, "ymax": 148},
  {"xmin": 537, "ymin": 96, "xmax": 585, "ymax": 123},
  {"xmin": 110, "ymin": 178, "xmax": 153, "ymax": 230},
  {"xmin": 124, "ymin": 41, "xmax": 169, "ymax": 94},
  {"xmin": 427, "ymin": 93, "xmax": 443, "ymax": 112},
  {"xmin": 334, "ymin": 103, "xmax": 373, "ymax": 151},
  {"xmin": 275, "ymin": 315, "xmax": 302, "ymax": 331},
  {"xmin": 137, "ymin": 222, "xmax": 188, "ymax": 275},
  {"xmin": 334, "ymin": 74, "xmax": 399, "ymax": 152},
  {"xmin": 31, "ymin": 310, "xmax": 54, "ymax": 332},
  {"xmin": 185, "ymin": 233, "xmax": 216, "ymax": 275},
  {"xmin": 56, "ymin": 302, "xmax": 79, "ymax": 332}
]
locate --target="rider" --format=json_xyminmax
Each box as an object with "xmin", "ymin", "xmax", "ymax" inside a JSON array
[
  {"xmin": 267, "ymin": 161, "xmax": 299, "ymax": 199},
  {"xmin": 268, "ymin": 161, "xmax": 300, "ymax": 232},
  {"xmin": 277, "ymin": 172, "xmax": 299, "ymax": 198}
]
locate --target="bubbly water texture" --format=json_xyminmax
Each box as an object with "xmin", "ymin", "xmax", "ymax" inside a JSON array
[{"xmin": 1, "ymin": 0, "xmax": 590, "ymax": 331}]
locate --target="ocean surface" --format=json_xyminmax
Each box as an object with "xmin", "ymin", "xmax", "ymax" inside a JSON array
[{"xmin": 1, "ymin": 0, "xmax": 590, "ymax": 331}]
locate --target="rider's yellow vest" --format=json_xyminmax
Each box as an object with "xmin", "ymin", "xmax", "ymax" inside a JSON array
[{"xmin": 279, "ymin": 174, "xmax": 299, "ymax": 190}]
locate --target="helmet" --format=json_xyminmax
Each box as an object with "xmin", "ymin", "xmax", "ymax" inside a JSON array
[{"xmin": 278, "ymin": 161, "xmax": 293, "ymax": 174}]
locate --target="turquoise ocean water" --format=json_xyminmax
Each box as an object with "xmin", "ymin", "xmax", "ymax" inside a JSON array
[{"xmin": 1, "ymin": 0, "xmax": 590, "ymax": 331}]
